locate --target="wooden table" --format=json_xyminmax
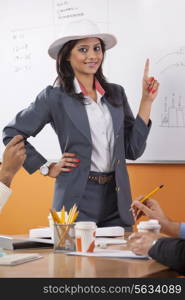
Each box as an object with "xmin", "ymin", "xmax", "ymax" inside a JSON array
[{"xmin": 0, "ymin": 235, "xmax": 177, "ymax": 278}]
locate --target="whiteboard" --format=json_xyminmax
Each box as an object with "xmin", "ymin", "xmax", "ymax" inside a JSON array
[{"xmin": 0, "ymin": 0, "xmax": 185, "ymax": 163}]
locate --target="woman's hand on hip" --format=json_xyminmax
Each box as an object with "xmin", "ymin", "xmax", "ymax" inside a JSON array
[{"xmin": 48, "ymin": 153, "xmax": 80, "ymax": 178}]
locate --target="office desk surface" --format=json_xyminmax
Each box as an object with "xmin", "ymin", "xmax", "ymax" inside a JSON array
[{"xmin": 0, "ymin": 235, "xmax": 177, "ymax": 278}]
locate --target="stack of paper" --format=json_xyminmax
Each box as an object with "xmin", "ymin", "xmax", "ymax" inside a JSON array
[
  {"xmin": 0, "ymin": 253, "xmax": 42, "ymax": 265},
  {"xmin": 0, "ymin": 235, "xmax": 53, "ymax": 250},
  {"xmin": 0, "ymin": 235, "xmax": 126, "ymax": 250},
  {"xmin": 96, "ymin": 226, "xmax": 124, "ymax": 237},
  {"xmin": 29, "ymin": 226, "xmax": 125, "ymax": 238},
  {"xmin": 29, "ymin": 227, "xmax": 51, "ymax": 238}
]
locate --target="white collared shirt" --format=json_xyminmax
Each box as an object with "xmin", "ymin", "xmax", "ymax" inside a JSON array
[
  {"xmin": 74, "ymin": 78, "xmax": 115, "ymax": 172},
  {"xmin": 0, "ymin": 182, "xmax": 12, "ymax": 211}
]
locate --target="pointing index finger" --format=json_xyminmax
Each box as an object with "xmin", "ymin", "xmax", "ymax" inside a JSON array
[{"xmin": 143, "ymin": 58, "xmax": 150, "ymax": 79}]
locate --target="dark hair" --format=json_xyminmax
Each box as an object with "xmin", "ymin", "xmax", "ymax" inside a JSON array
[{"xmin": 54, "ymin": 39, "xmax": 121, "ymax": 107}]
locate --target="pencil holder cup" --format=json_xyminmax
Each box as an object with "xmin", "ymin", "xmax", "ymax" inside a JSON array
[
  {"xmin": 48, "ymin": 211, "xmax": 68, "ymax": 242},
  {"xmin": 53, "ymin": 223, "xmax": 76, "ymax": 252}
]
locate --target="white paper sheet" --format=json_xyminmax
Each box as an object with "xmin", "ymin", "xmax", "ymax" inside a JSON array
[
  {"xmin": 0, "ymin": 253, "xmax": 42, "ymax": 265},
  {"xmin": 67, "ymin": 249, "xmax": 148, "ymax": 259}
]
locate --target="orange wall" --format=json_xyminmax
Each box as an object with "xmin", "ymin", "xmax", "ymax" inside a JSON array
[
  {"xmin": 0, "ymin": 164, "xmax": 185, "ymax": 234},
  {"xmin": 0, "ymin": 168, "xmax": 54, "ymax": 235}
]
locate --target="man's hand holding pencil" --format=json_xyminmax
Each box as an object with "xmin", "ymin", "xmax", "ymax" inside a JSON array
[
  {"xmin": 131, "ymin": 197, "xmax": 167, "ymax": 222},
  {"xmin": 131, "ymin": 185, "xmax": 164, "ymax": 221}
]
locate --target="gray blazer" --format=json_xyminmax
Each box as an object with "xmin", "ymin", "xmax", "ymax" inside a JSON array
[{"xmin": 3, "ymin": 83, "xmax": 151, "ymax": 226}]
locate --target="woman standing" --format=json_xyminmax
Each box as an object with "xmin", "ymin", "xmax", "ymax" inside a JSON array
[{"xmin": 3, "ymin": 19, "xmax": 159, "ymax": 231}]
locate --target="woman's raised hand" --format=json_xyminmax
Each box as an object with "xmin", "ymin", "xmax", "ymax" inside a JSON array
[
  {"xmin": 142, "ymin": 58, "xmax": 160, "ymax": 103},
  {"xmin": 138, "ymin": 59, "xmax": 160, "ymax": 124}
]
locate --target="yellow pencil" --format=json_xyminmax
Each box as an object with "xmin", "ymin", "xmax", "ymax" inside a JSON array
[
  {"xmin": 60, "ymin": 206, "xmax": 66, "ymax": 224},
  {"xmin": 72, "ymin": 211, "xmax": 79, "ymax": 223},
  {"xmin": 129, "ymin": 184, "xmax": 164, "ymax": 211},
  {"xmin": 50, "ymin": 209, "xmax": 61, "ymax": 223},
  {"xmin": 66, "ymin": 208, "xmax": 72, "ymax": 224},
  {"xmin": 67, "ymin": 204, "xmax": 77, "ymax": 224}
]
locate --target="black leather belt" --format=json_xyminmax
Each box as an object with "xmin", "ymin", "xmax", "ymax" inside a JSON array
[{"xmin": 88, "ymin": 174, "xmax": 114, "ymax": 184}]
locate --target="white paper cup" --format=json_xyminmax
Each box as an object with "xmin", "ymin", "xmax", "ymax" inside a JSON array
[
  {"xmin": 137, "ymin": 219, "xmax": 161, "ymax": 233},
  {"xmin": 75, "ymin": 221, "xmax": 97, "ymax": 252}
]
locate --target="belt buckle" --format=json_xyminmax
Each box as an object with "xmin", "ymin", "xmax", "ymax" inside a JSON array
[{"xmin": 98, "ymin": 176, "xmax": 106, "ymax": 184}]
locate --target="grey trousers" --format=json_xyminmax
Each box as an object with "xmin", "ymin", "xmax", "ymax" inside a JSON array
[{"xmin": 77, "ymin": 171, "xmax": 132, "ymax": 232}]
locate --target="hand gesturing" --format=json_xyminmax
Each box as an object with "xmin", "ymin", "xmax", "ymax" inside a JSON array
[{"xmin": 142, "ymin": 58, "xmax": 160, "ymax": 102}]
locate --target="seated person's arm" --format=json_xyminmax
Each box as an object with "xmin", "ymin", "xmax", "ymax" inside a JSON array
[
  {"xmin": 128, "ymin": 232, "xmax": 185, "ymax": 275},
  {"xmin": 0, "ymin": 135, "xmax": 26, "ymax": 211},
  {"xmin": 131, "ymin": 198, "xmax": 180, "ymax": 237}
]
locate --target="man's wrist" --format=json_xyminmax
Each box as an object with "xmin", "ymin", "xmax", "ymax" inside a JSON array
[
  {"xmin": 0, "ymin": 170, "xmax": 14, "ymax": 187},
  {"xmin": 160, "ymin": 218, "xmax": 180, "ymax": 237}
]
